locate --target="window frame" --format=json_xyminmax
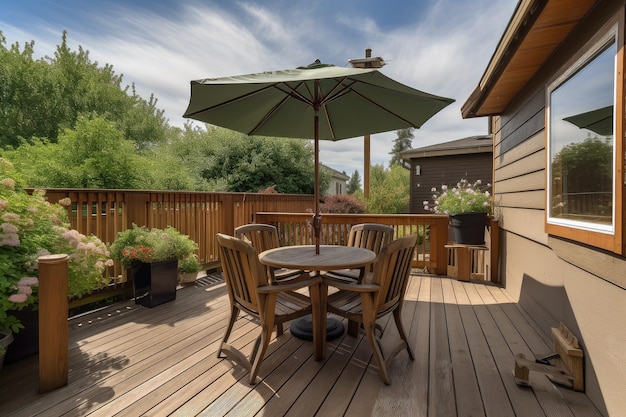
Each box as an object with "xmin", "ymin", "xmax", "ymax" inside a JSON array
[{"xmin": 545, "ymin": 16, "xmax": 624, "ymax": 255}]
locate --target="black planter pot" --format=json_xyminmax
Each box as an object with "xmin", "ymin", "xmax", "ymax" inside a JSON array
[
  {"xmin": 131, "ymin": 259, "xmax": 178, "ymax": 308},
  {"xmin": 1, "ymin": 329, "xmax": 14, "ymax": 369},
  {"xmin": 449, "ymin": 212, "xmax": 487, "ymax": 245},
  {"xmin": 4, "ymin": 307, "xmax": 39, "ymax": 363}
]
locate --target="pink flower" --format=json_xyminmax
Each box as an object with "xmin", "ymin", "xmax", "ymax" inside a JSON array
[
  {"xmin": 1, "ymin": 178, "xmax": 15, "ymax": 190},
  {"xmin": 18, "ymin": 285, "xmax": 33, "ymax": 295},
  {"xmin": 1, "ymin": 222, "xmax": 18, "ymax": 233},
  {"xmin": 17, "ymin": 277, "xmax": 38, "ymax": 286},
  {"xmin": 1, "ymin": 212, "xmax": 20, "ymax": 222},
  {"xmin": 0, "ymin": 233, "xmax": 20, "ymax": 246},
  {"xmin": 8, "ymin": 293, "xmax": 28, "ymax": 303},
  {"xmin": 0, "ymin": 199, "xmax": 7, "ymax": 210}
]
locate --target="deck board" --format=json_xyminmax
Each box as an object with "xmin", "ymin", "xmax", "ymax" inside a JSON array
[{"xmin": 0, "ymin": 274, "xmax": 603, "ymax": 417}]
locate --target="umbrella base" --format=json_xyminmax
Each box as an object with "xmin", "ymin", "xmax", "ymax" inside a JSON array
[{"xmin": 290, "ymin": 315, "xmax": 344, "ymax": 341}]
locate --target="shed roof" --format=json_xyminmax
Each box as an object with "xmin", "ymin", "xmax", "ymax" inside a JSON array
[
  {"xmin": 461, "ymin": 0, "xmax": 598, "ymax": 118},
  {"xmin": 401, "ymin": 135, "xmax": 492, "ymax": 160},
  {"xmin": 322, "ymin": 164, "xmax": 349, "ymax": 180}
]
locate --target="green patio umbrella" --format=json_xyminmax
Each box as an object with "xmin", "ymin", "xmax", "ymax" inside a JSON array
[
  {"xmin": 183, "ymin": 60, "xmax": 454, "ymax": 253},
  {"xmin": 563, "ymin": 105, "xmax": 613, "ymax": 136}
]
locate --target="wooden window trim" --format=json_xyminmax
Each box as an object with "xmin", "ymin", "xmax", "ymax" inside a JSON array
[{"xmin": 545, "ymin": 9, "xmax": 625, "ymax": 256}]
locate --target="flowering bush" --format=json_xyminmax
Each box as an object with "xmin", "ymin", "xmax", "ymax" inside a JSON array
[
  {"xmin": 320, "ymin": 194, "xmax": 366, "ymax": 214},
  {"xmin": 0, "ymin": 158, "xmax": 113, "ymax": 335},
  {"xmin": 178, "ymin": 254, "xmax": 202, "ymax": 274},
  {"xmin": 424, "ymin": 179, "xmax": 492, "ymax": 215},
  {"xmin": 56, "ymin": 229, "xmax": 114, "ymax": 298},
  {"xmin": 109, "ymin": 224, "xmax": 198, "ymax": 269}
]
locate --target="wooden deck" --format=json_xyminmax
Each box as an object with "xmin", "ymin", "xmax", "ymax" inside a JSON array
[{"xmin": 0, "ymin": 273, "xmax": 602, "ymax": 417}]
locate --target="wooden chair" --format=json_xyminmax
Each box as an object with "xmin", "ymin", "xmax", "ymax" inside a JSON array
[
  {"xmin": 324, "ymin": 223, "xmax": 394, "ymax": 283},
  {"xmin": 323, "ymin": 234, "xmax": 417, "ymax": 384},
  {"xmin": 234, "ymin": 223, "xmax": 309, "ymax": 283},
  {"xmin": 216, "ymin": 233, "xmax": 322, "ymax": 384}
]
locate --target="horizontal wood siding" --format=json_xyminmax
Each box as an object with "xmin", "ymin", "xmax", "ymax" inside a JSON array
[
  {"xmin": 494, "ymin": 131, "xmax": 546, "ymax": 212},
  {"xmin": 409, "ymin": 153, "xmax": 493, "ymax": 213},
  {"xmin": 498, "ymin": 89, "xmax": 546, "ymax": 154}
]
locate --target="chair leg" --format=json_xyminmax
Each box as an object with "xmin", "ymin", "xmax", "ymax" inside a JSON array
[
  {"xmin": 363, "ymin": 318, "xmax": 391, "ymax": 385},
  {"xmin": 218, "ymin": 306, "xmax": 240, "ymax": 358},
  {"xmin": 248, "ymin": 293, "xmax": 277, "ymax": 384},
  {"xmin": 249, "ymin": 320, "xmax": 273, "ymax": 384},
  {"xmin": 393, "ymin": 309, "xmax": 414, "ymax": 360},
  {"xmin": 347, "ymin": 319, "xmax": 359, "ymax": 336},
  {"xmin": 250, "ymin": 323, "xmax": 274, "ymax": 385},
  {"xmin": 360, "ymin": 293, "xmax": 391, "ymax": 384},
  {"xmin": 276, "ymin": 322, "xmax": 284, "ymax": 336}
]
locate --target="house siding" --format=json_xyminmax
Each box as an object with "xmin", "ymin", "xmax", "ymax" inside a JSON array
[
  {"xmin": 491, "ymin": 2, "xmax": 626, "ymax": 414},
  {"xmin": 409, "ymin": 153, "xmax": 493, "ymax": 213}
]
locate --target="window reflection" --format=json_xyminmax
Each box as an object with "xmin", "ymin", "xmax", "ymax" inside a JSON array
[{"xmin": 549, "ymin": 38, "xmax": 615, "ymax": 229}]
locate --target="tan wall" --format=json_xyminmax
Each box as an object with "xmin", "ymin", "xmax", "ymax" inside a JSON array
[
  {"xmin": 493, "ymin": 120, "xmax": 626, "ymax": 414},
  {"xmin": 500, "ymin": 231, "xmax": 626, "ymax": 416}
]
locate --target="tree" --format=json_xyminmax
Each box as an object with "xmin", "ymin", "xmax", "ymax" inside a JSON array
[
  {"xmin": 347, "ymin": 169, "xmax": 361, "ymax": 194},
  {"xmin": 0, "ymin": 31, "xmax": 322, "ymax": 193},
  {"xmin": 0, "ymin": 31, "xmax": 169, "ymax": 150},
  {"xmin": 5, "ymin": 115, "xmax": 149, "ymax": 188},
  {"xmin": 0, "ymin": 35, "xmax": 58, "ymax": 148},
  {"xmin": 187, "ymin": 127, "xmax": 325, "ymax": 194},
  {"xmin": 389, "ymin": 128, "xmax": 414, "ymax": 169},
  {"xmin": 357, "ymin": 164, "xmax": 410, "ymax": 213},
  {"xmin": 551, "ymin": 135, "xmax": 612, "ymax": 218}
]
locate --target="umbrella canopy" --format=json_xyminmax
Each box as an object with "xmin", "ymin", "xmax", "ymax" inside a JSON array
[
  {"xmin": 183, "ymin": 61, "xmax": 455, "ymax": 252},
  {"xmin": 563, "ymin": 105, "xmax": 613, "ymax": 136}
]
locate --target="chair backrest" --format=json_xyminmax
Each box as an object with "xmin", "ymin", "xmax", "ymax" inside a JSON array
[
  {"xmin": 348, "ymin": 224, "xmax": 394, "ymax": 272},
  {"xmin": 216, "ymin": 233, "xmax": 270, "ymax": 316},
  {"xmin": 371, "ymin": 234, "xmax": 418, "ymax": 315},
  {"xmin": 347, "ymin": 223, "xmax": 394, "ymax": 254},
  {"xmin": 234, "ymin": 224, "xmax": 281, "ymax": 253}
]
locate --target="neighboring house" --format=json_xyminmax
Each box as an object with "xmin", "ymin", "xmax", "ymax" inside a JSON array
[
  {"xmin": 401, "ymin": 135, "xmax": 493, "ymax": 213},
  {"xmin": 462, "ymin": 1, "xmax": 625, "ymax": 415},
  {"xmin": 322, "ymin": 164, "xmax": 349, "ymax": 196}
]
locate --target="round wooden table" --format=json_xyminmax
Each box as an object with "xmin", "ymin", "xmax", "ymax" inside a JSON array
[
  {"xmin": 259, "ymin": 245, "xmax": 376, "ymax": 272},
  {"xmin": 259, "ymin": 245, "xmax": 377, "ymax": 346}
]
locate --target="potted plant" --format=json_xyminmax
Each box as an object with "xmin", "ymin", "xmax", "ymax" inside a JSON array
[
  {"xmin": 109, "ymin": 225, "xmax": 198, "ymax": 307},
  {"xmin": 178, "ymin": 254, "xmax": 202, "ymax": 284},
  {"xmin": 424, "ymin": 179, "xmax": 492, "ymax": 245},
  {"xmin": 1, "ymin": 158, "xmax": 113, "ymax": 363}
]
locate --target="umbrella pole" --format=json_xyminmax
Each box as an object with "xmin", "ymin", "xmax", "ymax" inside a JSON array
[{"xmin": 313, "ymin": 106, "xmax": 321, "ymax": 254}]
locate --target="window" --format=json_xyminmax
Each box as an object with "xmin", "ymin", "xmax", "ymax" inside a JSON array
[{"xmin": 547, "ymin": 27, "xmax": 618, "ymax": 246}]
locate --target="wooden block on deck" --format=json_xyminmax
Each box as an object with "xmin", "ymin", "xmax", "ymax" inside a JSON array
[{"xmin": 514, "ymin": 322, "xmax": 584, "ymax": 391}]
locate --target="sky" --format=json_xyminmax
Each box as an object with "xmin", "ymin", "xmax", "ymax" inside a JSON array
[{"xmin": 0, "ymin": 0, "xmax": 519, "ymax": 179}]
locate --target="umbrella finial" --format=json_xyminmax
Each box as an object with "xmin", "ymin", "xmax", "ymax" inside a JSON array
[{"xmin": 299, "ymin": 59, "xmax": 333, "ymax": 70}]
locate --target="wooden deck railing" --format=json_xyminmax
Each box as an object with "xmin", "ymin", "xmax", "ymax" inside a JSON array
[
  {"xmin": 254, "ymin": 212, "xmax": 451, "ymax": 275},
  {"xmin": 36, "ymin": 189, "xmax": 498, "ymax": 307},
  {"xmin": 40, "ymin": 189, "xmax": 314, "ymax": 274}
]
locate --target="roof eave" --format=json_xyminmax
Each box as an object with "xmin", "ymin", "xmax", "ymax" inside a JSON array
[
  {"xmin": 462, "ymin": 0, "xmax": 598, "ymax": 119},
  {"xmin": 402, "ymin": 146, "xmax": 493, "ymax": 161}
]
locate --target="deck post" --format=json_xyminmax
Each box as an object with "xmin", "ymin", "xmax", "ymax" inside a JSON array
[{"xmin": 38, "ymin": 254, "xmax": 69, "ymax": 393}]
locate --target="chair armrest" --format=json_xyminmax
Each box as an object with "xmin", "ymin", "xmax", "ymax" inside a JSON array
[
  {"xmin": 257, "ymin": 276, "xmax": 322, "ymax": 294},
  {"xmin": 323, "ymin": 277, "xmax": 380, "ymax": 293}
]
